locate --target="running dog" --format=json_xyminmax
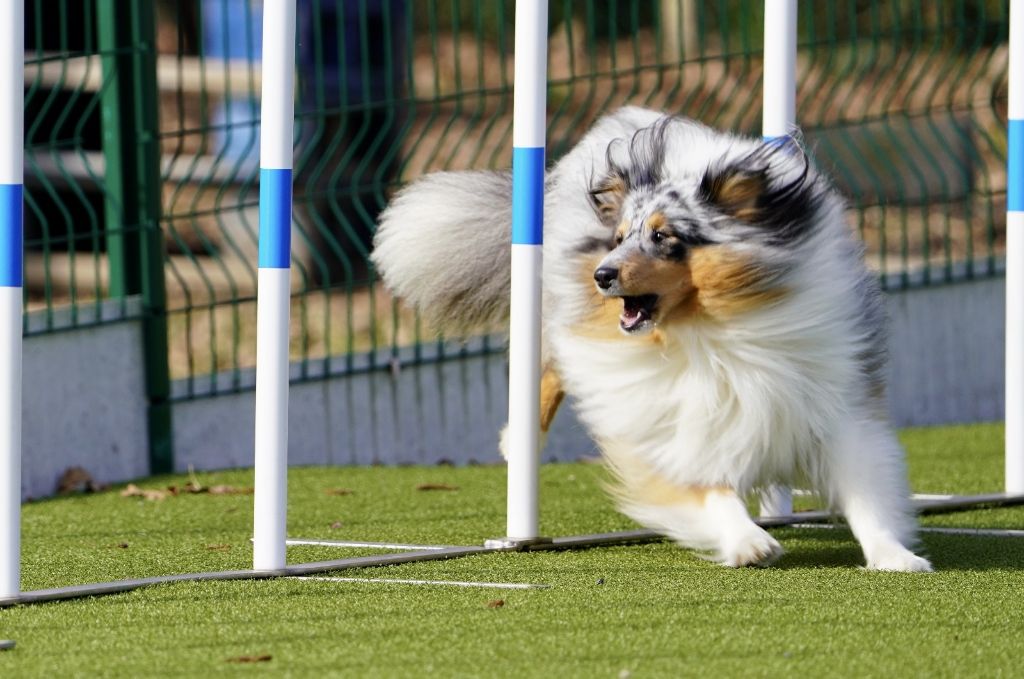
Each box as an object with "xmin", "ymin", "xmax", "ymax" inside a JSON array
[{"xmin": 371, "ymin": 107, "xmax": 932, "ymax": 571}]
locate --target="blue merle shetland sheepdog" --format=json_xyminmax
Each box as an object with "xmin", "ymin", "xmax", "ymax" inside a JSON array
[{"xmin": 371, "ymin": 107, "xmax": 931, "ymax": 571}]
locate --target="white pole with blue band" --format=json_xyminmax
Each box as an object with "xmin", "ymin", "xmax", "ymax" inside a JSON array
[
  {"xmin": 759, "ymin": 0, "xmax": 796, "ymax": 518},
  {"xmin": 506, "ymin": 0, "xmax": 548, "ymax": 541},
  {"xmin": 0, "ymin": 0, "xmax": 23, "ymax": 599},
  {"xmin": 253, "ymin": 0, "xmax": 296, "ymax": 571},
  {"xmin": 1007, "ymin": 0, "xmax": 1024, "ymax": 494},
  {"xmin": 762, "ymin": 0, "xmax": 796, "ymax": 143}
]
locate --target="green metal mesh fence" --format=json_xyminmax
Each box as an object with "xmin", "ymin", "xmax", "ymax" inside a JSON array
[
  {"xmin": 23, "ymin": 0, "xmax": 151, "ymax": 332},
  {"xmin": 23, "ymin": 0, "xmax": 1012, "ymax": 400}
]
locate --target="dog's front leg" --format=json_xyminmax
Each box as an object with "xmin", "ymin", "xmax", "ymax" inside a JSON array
[
  {"xmin": 605, "ymin": 451, "xmax": 783, "ymax": 567},
  {"xmin": 498, "ymin": 364, "xmax": 564, "ymax": 459},
  {"xmin": 630, "ymin": 484, "xmax": 783, "ymax": 567}
]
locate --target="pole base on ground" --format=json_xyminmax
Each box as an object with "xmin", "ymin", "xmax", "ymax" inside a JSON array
[{"xmin": 484, "ymin": 536, "xmax": 554, "ymax": 550}]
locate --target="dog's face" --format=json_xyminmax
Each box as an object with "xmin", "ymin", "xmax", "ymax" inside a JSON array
[{"xmin": 586, "ymin": 120, "xmax": 822, "ymax": 334}]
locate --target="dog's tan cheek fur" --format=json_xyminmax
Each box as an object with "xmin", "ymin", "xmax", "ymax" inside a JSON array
[
  {"xmin": 619, "ymin": 257, "xmax": 699, "ymax": 323},
  {"xmin": 689, "ymin": 246, "xmax": 788, "ymax": 318},
  {"xmin": 569, "ymin": 255, "xmax": 677, "ymax": 343}
]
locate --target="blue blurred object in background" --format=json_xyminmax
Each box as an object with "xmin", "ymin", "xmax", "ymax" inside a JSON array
[{"xmin": 201, "ymin": 0, "xmax": 263, "ymax": 173}]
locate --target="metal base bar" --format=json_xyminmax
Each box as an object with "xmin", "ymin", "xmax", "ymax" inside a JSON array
[
  {"xmin": 792, "ymin": 524, "xmax": 1024, "ymax": 538},
  {"xmin": 285, "ymin": 539, "xmax": 453, "ymax": 551},
  {"xmin": 913, "ymin": 492, "xmax": 1024, "ymax": 513},
  {"xmin": 4, "ymin": 491, "xmax": 1023, "ymax": 608},
  {"xmin": 0, "ymin": 546, "xmax": 490, "ymax": 608}
]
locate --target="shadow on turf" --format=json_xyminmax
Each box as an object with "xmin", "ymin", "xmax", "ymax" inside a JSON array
[{"xmin": 770, "ymin": 526, "xmax": 1024, "ymax": 571}]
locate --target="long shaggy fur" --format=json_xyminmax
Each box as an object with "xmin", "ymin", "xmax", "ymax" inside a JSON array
[
  {"xmin": 372, "ymin": 107, "xmax": 932, "ymax": 572},
  {"xmin": 372, "ymin": 171, "xmax": 513, "ymax": 334}
]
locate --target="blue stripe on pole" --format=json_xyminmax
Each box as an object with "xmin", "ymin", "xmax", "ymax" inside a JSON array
[
  {"xmin": 0, "ymin": 184, "xmax": 23, "ymax": 288},
  {"xmin": 1010, "ymin": 119, "xmax": 1024, "ymax": 212},
  {"xmin": 763, "ymin": 134, "xmax": 798, "ymax": 150},
  {"xmin": 258, "ymin": 168, "xmax": 292, "ymax": 269},
  {"xmin": 512, "ymin": 146, "xmax": 545, "ymax": 245}
]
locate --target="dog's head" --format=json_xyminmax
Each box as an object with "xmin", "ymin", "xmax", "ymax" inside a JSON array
[{"xmin": 586, "ymin": 119, "xmax": 826, "ymax": 334}]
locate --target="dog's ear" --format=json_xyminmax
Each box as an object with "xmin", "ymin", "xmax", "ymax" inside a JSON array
[
  {"xmin": 698, "ymin": 165, "xmax": 769, "ymax": 222},
  {"xmin": 698, "ymin": 144, "xmax": 820, "ymax": 244},
  {"xmin": 588, "ymin": 174, "xmax": 627, "ymax": 224}
]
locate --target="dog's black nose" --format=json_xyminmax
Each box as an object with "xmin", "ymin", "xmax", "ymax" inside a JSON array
[{"xmin": 594, "ymin": 266, "xmax": 619, "ymax": 289}]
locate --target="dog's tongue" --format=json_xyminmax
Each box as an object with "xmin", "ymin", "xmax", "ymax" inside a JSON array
[{"xmin": 620, "ymin": 298, "xmax": 650, "ymax": 331}]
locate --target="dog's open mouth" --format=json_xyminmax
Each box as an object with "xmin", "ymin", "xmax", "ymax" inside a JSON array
[{"xmin": 620, "ymin": 294, "xmax": 659, "ymax": 333}]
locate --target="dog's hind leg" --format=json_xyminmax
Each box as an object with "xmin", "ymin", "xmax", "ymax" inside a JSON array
[
  {"xmin": 826, "ymin": 417, "xmax": 933, "ymax": 572},
  {"xmin": 499, "ymin": 364, "xmax": 564, "ymax": 459},
  {"xmin": 606, "ymin": 452, "xmax": 783, "ymax": 567}
]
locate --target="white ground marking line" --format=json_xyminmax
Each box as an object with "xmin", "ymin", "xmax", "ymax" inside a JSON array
[
  {"xmin": 789, "ymin": 523, "xmax": 1024, "ymax": 538},
  {"xmin": 291, "ymin": 576, "xmax": 550, "ymax": 590},
  {"xmin": 283, "ymin": 539, "xmax": 451, "ymax": 551}
]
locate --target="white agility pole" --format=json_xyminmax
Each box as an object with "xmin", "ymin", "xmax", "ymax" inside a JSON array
[
  {"xmin": 759, "ymin": 0, "xmax": 797, "ymax": 518},
  {"xmin": 253, "ymin": 0, "xmax": 296, "ymax": 571},
  {"xmin": 0, "ymin": 0, "xmax": 24, "ymax": 600},
  {"xmin": 1007, "ymin": 0, "xmax": 1024, "ymax": 494},
  {"xmin": 505, "ymin": 0, "xmax": 548, "ymax": 541}
]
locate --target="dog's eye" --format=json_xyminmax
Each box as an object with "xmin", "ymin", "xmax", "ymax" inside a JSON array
[
  {"xmin": 651, "ymin": 230, "xmax": 665, "ymax": 244},
  {"xmin": 615, "ymin": 233, "xmax": 624, "ymax": 245}
]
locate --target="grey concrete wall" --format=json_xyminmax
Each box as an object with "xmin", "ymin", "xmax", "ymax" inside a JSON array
[
  {"xmin": 14, "ymin": 277, "xmax": 1007, "ymax": 500},
  {"xmin": 887, "ymin": 276, "xmax": 1004, "ymax": 426},
  {"xmin": 173, "ymin": 346, "xmax": 597, "ymax": 474},
  {"xmin": 172, "ymin": 276, "xmax": 1008, "ymax": 471},
  {"xmin": 22, "ymin": 301, "xmax": 149, "ymax": 500}
]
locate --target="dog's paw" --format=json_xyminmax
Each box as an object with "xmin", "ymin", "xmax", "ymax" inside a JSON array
[
  {"xmin": 866, "ymin": 547, "xmax": 933, "ymax": 573},
  {"xmin": 720, "ymin": 527, "xmax": 784, "ymax": 568},
  {"xmin": 498, "ymin": 424, "xmax": 510, "ymax": 460},
  {"xmin": 497, "ymin": 424, "xmax": 548, "ymax": 461}
]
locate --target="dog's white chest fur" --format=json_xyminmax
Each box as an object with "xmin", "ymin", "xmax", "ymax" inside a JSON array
[{"xmin": 553, "ymin": 319, "xmax": 843, "ymax": 491}]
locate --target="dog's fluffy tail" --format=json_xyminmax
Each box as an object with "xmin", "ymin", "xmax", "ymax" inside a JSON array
[{"xmin": 371, "ymin": 170, "xmax": 513, "ymax": 334}]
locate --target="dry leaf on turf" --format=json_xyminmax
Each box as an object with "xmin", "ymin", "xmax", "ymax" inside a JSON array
[
  {"xmin": 120, "ymin": 484, "xmax": 169, "ymax": 501},
  {"xmin": 487, "ymin": 599, "xmax": 505, "ymax": 609},
  {"xmin": 227, "ymin": 654, "xmax": 272, "ymax": 663},
  {"xmin": 415, "ymin": 483, "xmax": 460, "ymax": 491},
  {"xmin": 208, "ymin": 485, "xmax": 254, "ymax": 495},
  {"xmin": 57, "ymin": 466, "xmax": 108, "ymax": 494}
]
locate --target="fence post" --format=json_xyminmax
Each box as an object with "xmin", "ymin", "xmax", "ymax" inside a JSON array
[
  {"xmin": 97, "ymin": 0, "xmax": 173, "ymax": 474},
  {"xmin": 0, "ymin": 0, "xmax": 24, "ymax": 601}
]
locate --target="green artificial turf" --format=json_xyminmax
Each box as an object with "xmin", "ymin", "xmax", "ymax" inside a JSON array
[{"xmin": 1, "ymin": 421, "xmax": 1023, "ymax": 677}]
